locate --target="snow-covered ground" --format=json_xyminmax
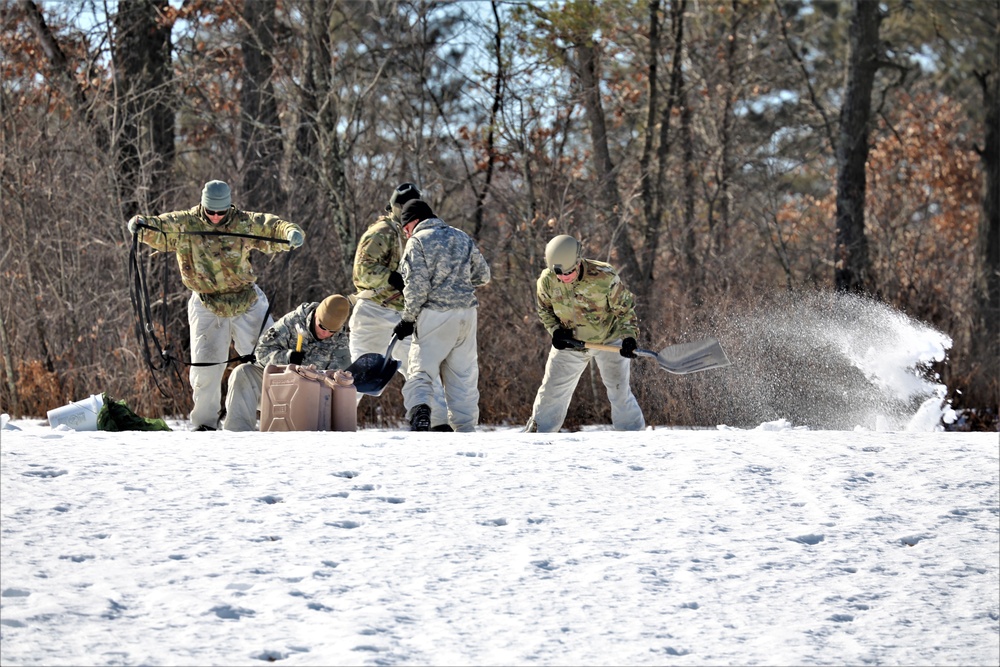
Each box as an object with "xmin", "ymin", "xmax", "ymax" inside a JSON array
[
  {"xmin": 1, "ymin": 421, "xmax": 997, "ymax": 666},
  {"xmin": 2, "ymin": 293, "xmax": 997, "ymax": 665}
]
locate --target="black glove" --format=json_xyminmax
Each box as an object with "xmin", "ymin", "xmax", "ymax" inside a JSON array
[
  {"xmin": 387, "ymin": 271, "xmax": 405, "ymax": 292},
  {"xmin": 393, "ymin": 319, "xmax": 415, "ymax": 339},
  {"xmin": 288, "ymin": 350, "xmax": 304, "ymax": 365},
  {"xmin": 620, "ymin": 337, "xmax": 638, "ymax": 358},
  {"xmin": 551, "ymin": 328, "xmax": 579, "ymax": 350}
]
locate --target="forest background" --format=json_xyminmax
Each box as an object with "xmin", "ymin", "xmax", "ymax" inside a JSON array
[{"xmin": 1, "ymin": 0, "xmax": 997, "ymax": 431}]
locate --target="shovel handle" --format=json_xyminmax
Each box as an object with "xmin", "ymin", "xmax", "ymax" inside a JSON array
[
  {"xmin": 582, "ymin": 342, "xmax": 656, "ymax": 359},
  {"xmin": 583, "ymin": 342, "xmax": 621, "ymax": 353},
  {"xmin": 379, "ymin": 334, "xmax": 399, "ymax": 372}
]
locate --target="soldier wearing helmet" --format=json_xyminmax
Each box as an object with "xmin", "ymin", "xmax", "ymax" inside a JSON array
[
  {"xmin": 348, "ymin": 183, "xmax": 450, "ymax": 430},
  {"xmin": 523, "ymin": 235, "xmax": 645, "ymax": 432}
]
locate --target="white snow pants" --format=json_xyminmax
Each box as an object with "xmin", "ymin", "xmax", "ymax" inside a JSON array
[
  {"xmin": 188, "ymin": 285, "xmax": 273, "ymax": 430},
  {"xmin": 407, "ymin": 307, "xmax": 481, "ymax": 432},
  {"xmin": 528, "ymin": 342, "xmax": 645, "ymax": 432},
  {"xmin": 222, "ymin": 363, "xmax": 265, "ymax": 432},
  {"xmin": 349, "ymin": 298, "xmax": 449, "ymax": 429}
]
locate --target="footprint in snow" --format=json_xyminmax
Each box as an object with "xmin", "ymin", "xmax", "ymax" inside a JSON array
[
  {"xmin": 22, "ymin": 468, "xmax": 67, "ymax": 478},
  {"xmin": 210, "ymin": 604, "xmax": 255, "ymax": 620},
  {"xmin": 481, "ymin": 518, "xmax": 507, "ymax": 527},
  {"xmin": 1, "ymin": 588, "xmax": 31, "ymax": 598},
  {"xmin": 59, "ymin": 554, "xmax": 94, "ymax": 562},
  {"xmin": 252, "ymin": 646, "xmax": 309, "ymax": 661}
]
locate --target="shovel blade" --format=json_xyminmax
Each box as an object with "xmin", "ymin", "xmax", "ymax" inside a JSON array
[
  {"xmin": 345, "ymin": 353, "xmax": 400, "ymax": 396},
  {"xmin": 651, "ymin": 337, "xmax": 731, "ymax": 375}
]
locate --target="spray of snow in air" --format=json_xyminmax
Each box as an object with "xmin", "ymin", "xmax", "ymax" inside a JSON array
[{"xmin": 691, "ymin": 290, "xmax": 954, "ymax": 431}]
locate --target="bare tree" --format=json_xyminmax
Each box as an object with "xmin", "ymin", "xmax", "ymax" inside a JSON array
[
  {"xmin": 239, "ymin": 0, "xmax": 283, "ymax": 211},
  {"xmin": 471, "ymin": 0, "xmax": 506, "ymax": 241},
  {"xmin": 112, "ymin": 0, "xmax": 175, "ymax": 217},
  {"xmin": 974, "ymin": 57, "xmax": 999, "ymax": 403},
  {"xmin": 834, "ymin": 0, "xmax": 881, "ymax": 294}
]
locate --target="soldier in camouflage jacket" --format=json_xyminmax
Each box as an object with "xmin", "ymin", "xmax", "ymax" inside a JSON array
[
  {"xmin": 222, "ymin": 296, "xmax": 351, "ymax": 431},
  {"xmin": 349, "ymin": 183, "xmax": 449, "ymax": 430},
  {"xmin": 393, "ymin": 199, "xmax": 491, "ymax": 432},
  {"xmin": 127, "ymin": 180, "xmax": 304, "ymax": 430},
  {"xmin": 524, "ymin": 235, "xmax": 645, "ymax": 433}
]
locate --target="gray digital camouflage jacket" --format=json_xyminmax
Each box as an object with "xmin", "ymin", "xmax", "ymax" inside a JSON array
[
  {"xmin": 255, "ymin": 302, "xmax": 351, "ymax": 370},
  {"xmin": 398, "ymin": 217, "xmax": 491, "ymax": 323}
]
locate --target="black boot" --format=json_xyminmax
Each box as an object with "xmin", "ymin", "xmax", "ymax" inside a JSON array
[{"xmin": 409, "ymin": 404, "xmax": 431, "ymax": 431}]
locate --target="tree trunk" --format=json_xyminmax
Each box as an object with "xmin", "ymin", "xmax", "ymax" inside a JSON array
[
  {"xmin": 649, "ymin": 0, "xmax": 685, "ymax": 279},
  {"xmin": 681, "ymin": 94, "xmax": 697, "ymax": 274},
  {"xmin": 834, "ymin": 0, "xmax": 881, "ymax": 294},
  {"xmin": 240, "ymin": 0, "xmax": 284, "ymax": 211},
  {"xmin": 714, "ymin": 0, "xmax": 741, "ymax": 259},
  {"xmin": 638, "ymin": 0, "xmax": 662, "ymax": 297},
  {"xmin": 574, "ymin": 42, "xmax": 642, "ymax": 285},
  {"xmin": 290, "ymin": 0, "xmax": 352, "ymax": 274},
  {"xmin": 472, "ymin": 1, "xmax": 505, "ymax": 242},
  {"xmin": 292, "ymin": 0, "xmax": 324, "ymax": 186},
  {"xmin": 974, "ymin": 38, "xmax": 999, "ymax": 407},
  {"xmin": 112, "ymin": 0, "xmax": 174, "ymax": 218}
]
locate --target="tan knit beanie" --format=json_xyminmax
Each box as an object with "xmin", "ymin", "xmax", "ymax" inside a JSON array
[{"xmin": 316, "ymin": 295, "xmax": 350, "ymax": 332}]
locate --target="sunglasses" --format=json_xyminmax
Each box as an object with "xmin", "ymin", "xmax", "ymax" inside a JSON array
[
  {"xmin": 553, "ymin": 265, "xmax": 577, "ymax": 276},
  {"xmin": 317, "ymin": 321, "xmax": 334, "ymax": 333},
  {"xmin": 205, "ymin": 209, "xmax": 227, "ymax": 217}
]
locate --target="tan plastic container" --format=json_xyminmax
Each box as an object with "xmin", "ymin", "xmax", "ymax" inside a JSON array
[
  {"xmin": 260, "ymin": 364, "xmax": 332, "ymax": 432},
  {"xmin": 330, "ymin": 370, "xmax": 357, "ymax": 432}
]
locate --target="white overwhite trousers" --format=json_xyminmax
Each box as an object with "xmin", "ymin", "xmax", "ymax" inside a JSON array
[
  {"xmin": 407, "ymin": 307, "xmax": 481, "ymax": 432},
  {"xmin": 528, "ymin": 342, "xmax": 645, "ymax": 432},
  {"xmin": 222, "ymin": 363, "xmax": 265, "ymax": 432},
  {"xmin": 349, "ymin": 298, "xmax": 449, "ymax": 428},
  {"xmin": 188, "ymin": 285, "xmax": 273, "ymax": 430}
]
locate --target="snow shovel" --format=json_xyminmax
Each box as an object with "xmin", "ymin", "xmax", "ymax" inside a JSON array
[
  {"xmin": 346, "ymin": 335, "xmax": 401, "ymax": 396},
  {"xmin": 576, "ymin": 337, "xmax": 732, "ymax": 375}
]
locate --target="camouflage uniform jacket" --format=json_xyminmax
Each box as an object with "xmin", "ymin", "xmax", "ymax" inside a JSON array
[
  {"xmin": 255, "ymin": 302, "xmax": 351, "ymax": 371},
  {"xmin": 536, "ymin": 258, "xmax": 639, "ymax": 343},
  {"xmin": 135, "ymin": 205, "xmax": 302, "ymax": 317},
  {"xmin": 352, "ymin": 214, "xmax": 406, "ymax": 311},
  {"xmin": 399, "ymin": 217, "xmax": 491, "ymax": 322}
]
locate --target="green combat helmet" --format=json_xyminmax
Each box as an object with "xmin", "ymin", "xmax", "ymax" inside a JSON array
[{"xmin": 545, "ymin": 235, "xmax": 582, "ymax": 274}]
